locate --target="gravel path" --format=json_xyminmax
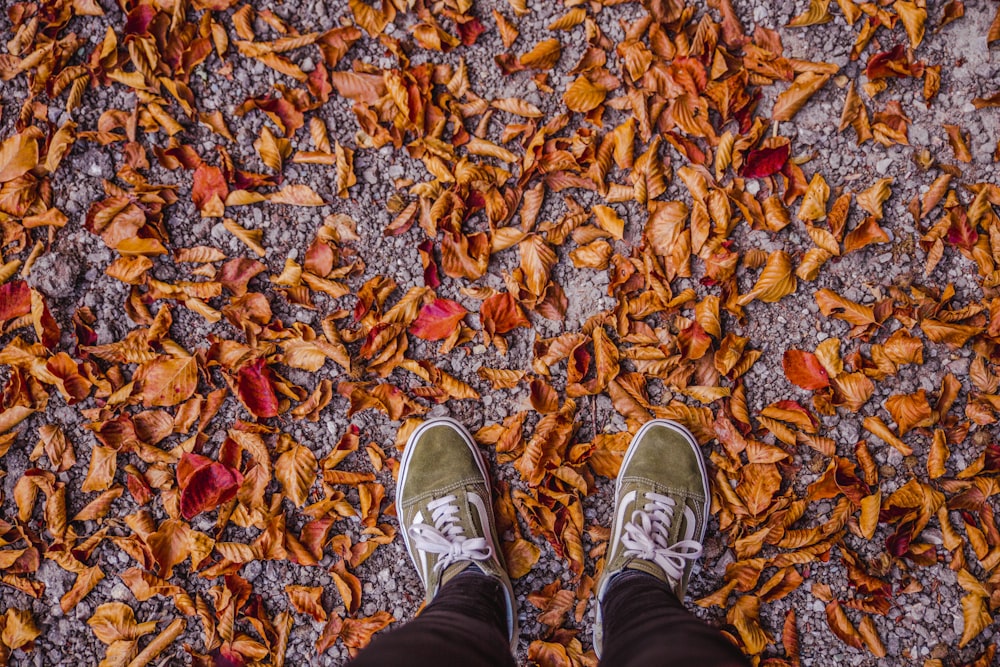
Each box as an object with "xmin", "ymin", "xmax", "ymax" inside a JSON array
[{"xmin": 1, "ymin": 0, "xmax": 999, "ymax": 665}]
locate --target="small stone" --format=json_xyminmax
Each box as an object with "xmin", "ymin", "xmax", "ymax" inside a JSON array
[{"xmin": 876, "ymin": 157, "xmax": 893, "ymax": 174}]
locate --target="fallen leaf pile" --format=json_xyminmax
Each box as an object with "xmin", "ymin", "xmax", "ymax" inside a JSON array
[{"xmin": 1, "ymin": 0, "xmax": 1000, "ymax": 665}]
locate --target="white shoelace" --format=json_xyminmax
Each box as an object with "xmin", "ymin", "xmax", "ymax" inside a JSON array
[
  {"xmin": 408, "ymin": 494, "xmax": 492, "ymax": 573},
  {"xmin": 621, "ymin": 492, "xmax": 702, "ymax": 582}
]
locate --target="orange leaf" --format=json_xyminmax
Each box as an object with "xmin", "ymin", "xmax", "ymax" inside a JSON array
[
  {"xmin": 563, "ymin": 75, "xmax": 607, "ymax": 113},
  {"xmin": 726, "ymin": 595, "xmax": 772, "ymax": 654},
  {"xmin": 772, "ymin": 72, "xmax": 832, "ymax": 121},
  {"xmin": 286, "ymin": 585, "xmax": 327, "ymax": 622},
  {"xmin": 782, "ymin": 349, "xmax": 830, "ymax": 390},
  {"xmin": 136, "ymin": 356, "xmax": 198, "ymax": 407},
  {"xmin": 884, "ymin": 389, "xmax": 933, "ymax": 435},
  {"xmin": 825, "ymin": 600, "xmax": 863, "ymax": 648},
  {"xmin": 481, "ymin": 292, "xmax": 530, "ymax": 336},
  {"xmin": 275, "ymin": 442, "xmax": 317, "ymax": 507},
  {"xmin": 410, "ymin": 299, "xmax": 467, "ymax": 341}
]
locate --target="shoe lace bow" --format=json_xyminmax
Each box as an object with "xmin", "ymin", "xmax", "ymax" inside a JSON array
[
  {"xmin": 621, "ymin": 492, "xmax": 702, "ymax": 582},
  {"xmin": 408, "ymin": 494, "xmax": 492, "ymax": 573}
]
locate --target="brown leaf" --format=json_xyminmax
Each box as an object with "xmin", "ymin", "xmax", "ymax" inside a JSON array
[{"xmin": 772, "ymin": 72, "xmax": 832, "ymax": 121}]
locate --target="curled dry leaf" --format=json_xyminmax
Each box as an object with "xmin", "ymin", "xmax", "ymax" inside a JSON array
[
  {"xmin": 738, "ymin": 251, "xmax": 797, "ymax": 305},
  {"xmin": 772, "ymin": 72, "xmax": 833, "ymax": 122}
]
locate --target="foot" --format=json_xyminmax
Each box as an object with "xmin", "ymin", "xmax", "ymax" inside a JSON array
[
  {"xmin": 593, "ymin": 419, "xmax": 710, "ymax": 656},
  {"xmin": 397, "ymin": 417, "xmax": 518, "ymax": 648}
]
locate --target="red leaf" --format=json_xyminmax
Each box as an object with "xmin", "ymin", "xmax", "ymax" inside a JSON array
[
  {"xmin": 237, "ymin": 358, "xmax": 280, "ymax": 418},
  {"xmin": 219, "ymin": 258, "xmax": 266, "ymax": 297},
  {"xmin": 177, "ymin": 453, "xmax": 243, "ymax": 520},
  {"xmin": 945, "ymin": 208, "xmax": 978, "ymax": 250},
  {"xmin": 740, "ymin": 142, "xmax": 790, "ymax": 178},
  {"xmin": 456, "ymin": 17, "xmax": 486, "ymax": 46},
  {"xmin": 481, "ymin": 292, "xmax": 530, "ymax": 335},
  {"xmin": 211, "ymin": 647, "xmax": 246, "ymax": 667},
  {"xmin": 782, "ymin": 349, "xmax": 830, "ymax": 390},
  {"xmin": 418, "ymin": 240, "xmax": 440, "ymax": 288},
  {"xmin": 191, "ymin": 164, "xmax": 228, "ymax": 213},
  {"xmin": 410, "ymin": 299, "xmax": 467, "ymax": 341},
  {"xmin": 865, "ymin": 44, "xmax": 918, "ymax": 79},
  {"xmin": 124, "ymin": 5, "xmax": 156, "ymax": 36},
  {"xmin": 0, "ymin": 281, "xmax": 31, "ymax": 324},
  {"xmin": 37, "ymin": 295, "xmax": 60, "ymax": 349}
]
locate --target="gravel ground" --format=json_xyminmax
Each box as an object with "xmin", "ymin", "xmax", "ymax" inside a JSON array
[{"xmin": 1, "ymin": 0, "xmax": 1000, "ymax": 665}]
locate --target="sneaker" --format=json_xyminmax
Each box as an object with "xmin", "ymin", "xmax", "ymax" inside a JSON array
[
  {"xmin": 397, "ymin": 417, "xmax": 518, "ymax": 648},
  {"xmin": 593, "ymin": 419, "xmax": 710, "ymax": 656}
]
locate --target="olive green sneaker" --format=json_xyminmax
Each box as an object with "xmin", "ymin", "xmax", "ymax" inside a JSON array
[
  {"xmin": 397, "ymin": 417, "xmax": 518, "ymax": 648},
  {"xmin": 593, "ymin": 419, "xmax": 710, "ymax": 656}
]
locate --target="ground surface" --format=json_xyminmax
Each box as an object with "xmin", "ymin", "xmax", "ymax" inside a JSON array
[{"xmin": 1, "ymin": 0, "xmax": 999, "ymax": 665}]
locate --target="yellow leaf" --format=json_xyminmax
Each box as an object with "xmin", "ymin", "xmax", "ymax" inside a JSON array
[
  {"xmin": 477, "ymin": 367, "xmax": 525, "ymax": 389},
  {"xmin": 856, "ymin": 178, "xmax": 892, "ymax": 219},
  {"xmin": 798, "ymin": 173, "xmax": 830, "ymax": 222},
  {"xmin": 814, "ymin": 289, "xmax": 875, "ymax": 326},
  {"xmin": 466, "ymin": 136, "xmax": 518, "ymax": 163},
  {"xmin": 270, "ymin": 184, "xmax": 325, "ymax": 206},
  {"xmin": 519, "ymin": 234, "xmax": 557, "ymax": 297},
  {"xmin": 959, "ymin": 593, "xmax": 991, "ymax": 647},
  {"xmin": 223, "ymin": 218, "xmax": 266, "ymax": 256},
  {"xmin": 858, "ymin": 615, "xmax": 886, "ymax": 657},
  {"xmin": 88, "ymin": 603, "xmax": 155, "ymax": 645},
  {"xmin": 276, "ymin": 442, "xmax": 317, "ymax": 507},
  {"xmin": 547, "ymin": 7, "xmax": 586, "ymax": 31},
  {"xmin": 884, "ymin": 389, "xmax": 933, "ymax": 435},
  {"xmin": 787, "ymin": 0, "xmax": 832, "ymax": 26},
  {"xmin": 519, "ymin": 38, "xmax": 561, "ymax": 69},
  {"xmin": 493, "ymin": 10, "xmax": 519, "ymax": 49},
  {"xmin": 862, "ymin": 415, "xmax": 913, "ymax": 456},
  {"xmin": 825, "ymin": 600, "xmax": 863, "ymax": 648},
  {"xmin": 927, "ymin": 429, "xmax": 950, "ymax": 479},
  {"xmin": 726, "ymin": 595, "xmax": 772, "ymax": 654},
  {"xmin": 895, "ymin": 1, "xmax": 927, "ymax": 49},
  {"xmin": 136, "ymin": 356, "xmax": 198, "ymax": 407},
  {"xmin": 492, "ymin": 97, "xmax": 543, "ymax": 118},
  {"xmin": 1, "ymin": 608, "xmax": 40, "ymax": 650},
  {"xmin": 592, "ymin": 205, "xmax": 624, "ymax": 239},
  {"xmin": 0, "ymin": 130, "xmax": 39, "ymax": 183},
  {"xmin": 563, "ymin": 76, "xmax": 607, "ymax": 113},
  {"xmin": 335, "ymin": 142, "xmax": 356, "ymax": 198},
  {"xmin": 255, "ymin": 126, "xmax": 289, "ymax": 171},
  {"xmin": 738, "ymin": 251, "xmax": 797, "ymax": 305},
  {"xmin": 859, "ymin": 491, "xmax": 880, "ymax": 539},
  {"xmin": 569, "ymin": 239, "xmax": 612, "ymax": 269}
]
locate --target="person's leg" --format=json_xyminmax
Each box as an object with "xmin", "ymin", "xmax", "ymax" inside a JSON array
[
  {"xmin": 349, "ymin": 569, "xmax": 514, "ymax": 667},
  {"xmin": 592, "ymin": 419, "xmax": 749, "ymax": 666},
  {"xmin": 598, "ymin": 570, "xmax": 749, "ymax": 667},
  {"xmin": 349, "ymin": 417, "xmax": 518, "ymax": 666}
]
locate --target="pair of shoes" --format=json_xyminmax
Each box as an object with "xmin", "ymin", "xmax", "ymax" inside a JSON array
[{"xmin": 396, "ymin": 417, "xmax": 708, "ymax": 656}]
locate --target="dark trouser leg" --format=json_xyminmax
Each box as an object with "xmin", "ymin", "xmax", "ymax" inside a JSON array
[
  {"xmin": 349, "ymin": 569, "xmax": 515, "ymax": 667},
  {"xmin": 600, "ymin": 571, "xmax": 750, "ymax": 667}
]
